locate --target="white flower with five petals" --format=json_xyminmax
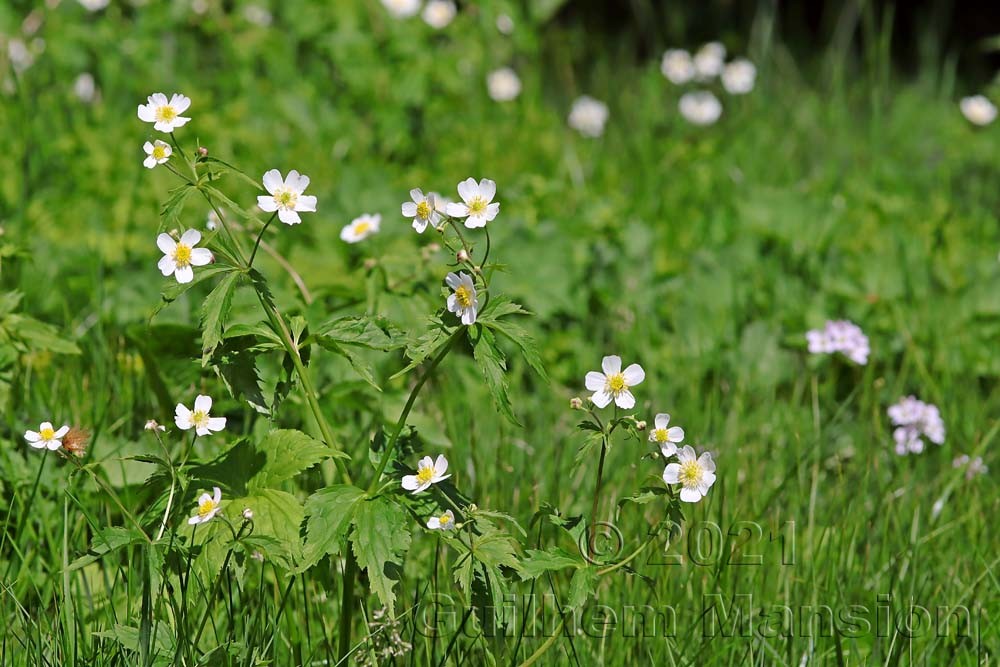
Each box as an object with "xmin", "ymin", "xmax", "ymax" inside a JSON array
[
  {"xmin": 142, "ymin": 140, "xmax": 172, "ymax": 169},
  {"xmin": 649, "ymin": 413, "xmax": 684, "ymax": 457},
  {"xmin": 175, "ymin": 395, "xmax": 227, "ymax": 437},
  {"xmin": 445, "ymin": 272, "xmax": 478, "ymax": 325},
  {"xmin": 188, "ymin": 487, "xmax": 223, "ymax": 525},
  {"xmin": 447, "ymin": 178, "xmax": 499, "ymax": 228},
  {"xmin": 24, "ymin": 421, "xmax": 70, "ymax": 450},
  {"xmin": 341, "ymin": 213, "xmax": 381, "ymax": 243},
  {"xmin": 662, "ymin": 445, "xmax": 716, "ymax": 503},
  {"xmin": 402, "ymin": 189, "xmax": 441, "ymax": 233},
  {"xmin": 137, "ymin": 93, "xmax": 191, "ymax": 133},
  {"xmin": 402, "ymin": 455, "xmax": 450, "ymax": 494},
  {"xmin": 257, "ymin": 169, "xmax": 318, "ymax": 225},
  {"xmin": 427, "ymin": 509, "xmax": 456, "ymax": 530},
  {"xmin": 584, "ymin": 355, "xmax": 645, "ymax": 409},
  {"xmin": 156, "ymin": 230, "xmax": 213, "ymax": 284}
]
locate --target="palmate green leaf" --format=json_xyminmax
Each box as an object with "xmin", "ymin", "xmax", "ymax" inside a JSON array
[
  {"xmin": 249, "ymin": 429, "xmax": 344, "ymax": 491},
  {"xmin": 470, "ymin": 326, "xmax": 519, "ymax": 425},
  {"xmin": 159, "ymin": 183, "xmax": 195, "ymax": 232},
  {"xmin": 326, "ymin": 341, "xmax": 381, "ymax": 390},
  {"xmin": 67, "ymin": 526, "xmax": 145, "ymax": 571},
  {"xmin": 392, "ymin": 322, "xmax": 453, "ymax": 380},
  {"xmin": 482, "ymin": 316, "xmax": 548, "ymax": 383},
  {"xmin": 313, "ymin": 314, "xmax": 404, "ymax": 351},
  {"xmin": 566, "ymin": 566, "xmax": 599, "ymax": 609},
  {"xmin": 350, "ymin": 496, "xmax": 411, "ymax": 614},
  {"xmin": 518, "ymin": 547, "xmax": 585, "ymax": 580},
  {"xmin": 210, "ymin": 334, "xmax": 269, "ymax": 414},
  {"xmin": 200, "ymin": 271, "xmax": 242, "ymax": 357},
  {"xmin": 299, "ymin": 484, "xmax": 366, "ymax": 569}
]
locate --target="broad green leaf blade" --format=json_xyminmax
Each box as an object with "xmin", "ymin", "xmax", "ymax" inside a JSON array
[
  {"xmin": 350, "ymin": 497, "xmax": 411, "ymax": 614},
  {"xmin": 518, "ymin": 547, "xmax": 585, "ymax": 580},
  {"xmin": 300, "ymin": 484, "xmax": 366, "ymax": 569},
  {"xmin": 159, "ymin": 183, "xmax": 195, "ymax": 232},
  {"xmin": 201, "ymin": 271, "xmax": 242, "ymax": 357},
  {"xmin": 248, "ymin": 429, "xmax": 342, "ymax": 491},
  {"xmin": 470, "ymin": 326, "xmax": 519, "ymax": 425}
]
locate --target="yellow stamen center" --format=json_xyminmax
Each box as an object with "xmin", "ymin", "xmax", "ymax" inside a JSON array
[
  {"xmin": 354, "ymin": 221, "xmax": 371, "ymax": 236},
  {"xmin": 654, "ymin": 428, "xmax": 669, "ymax": 443},
  {"xmin": 191, "ymin": 410, "xmax": 209, "ymax": 429},
  {"xmin": 152, "ymin": 144, "xmax": 169, "ymax": 160},
  {"xmin": 155, "ymin": 105, "xmax": 177, "ymax": 122},
  {"xmin": 416, "ymin": 465, "xmax": 435, "ymax": 485},
  {"xmin": 198, "ymin": 499, "xmax": 217, "ymax": 518},
  {"xmin": 467, "ymin": 196, "xmax": 487, "ymax": 216},
  {"xmin": 40, "ymin": 427, "xmax": 55, "ymax": 440},
  {"xmin": 438, "ymin": 513, "xmax": 452, "ymax": 527},
  {"xmin": 454, "ymin": 285, "xmax": 473, "ymax": 308},
  {"xmin": 606, "ymin": 373, "xmax": 626, "ymax": 394},
  {"xmin": 416, "ymin": 200, "xmax": 432, "ymax": 220},
  {"xmin": 678, "ymin": 460, "xmax": 704, "ymax": 487},
  {"xmin": 173, "ymin": 243, "xmax": 193, "ymax": 267},
  {"xmin": 275, "ymin": 189, "xmax": 298, "ymax": 209}
]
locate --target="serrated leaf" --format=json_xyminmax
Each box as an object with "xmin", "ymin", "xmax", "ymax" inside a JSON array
[
  {"xmin": 3, "ymin": 314, "xmax": 79, "ymax": 355},
  {"xmin": 201, "ymin": 271, "xmax": 242, "ymax": 357},
  {"xmin": 482, "ymin": 316, "xmax": 548, "ymax": 382},
  {"xmin": 321, "ymin": 340, "xmax": 381, "ymax": 391},
  {"xmin": 249, "ymin": 429, "xmax": 341, "ymax": 491},
  {"xmin": 160, "ymin": 184, "xmax": 195, "ymax": 232},
  {"xmin": 300, "ymin": 484, "xmax": 366, "ymax": 568},
  {"xmin": 392, "ymin": 323, "xmax": 453, "ymax": 380},
  {"xmin": 350, "ymin": 497, "xmax": 411, "ymax": 614},
  {"xmin": 154, "ymin": 265, "xmax": 236, "ymax": 321},
  {"xmin": 314, "ymin": 315, "xmax": 403, "ymax": 351},
  {"xmin": 471, "ymin": 326, "xmax": 519, "ymax": 425},
  {"xmin": 210, "ymin": 335, "xmax": 269, "ymax": 414},
  {"xmin": 519, "ymin": 547, "xmax": 585, "ymax": 580},
  {"xmin": 200, "ymin": 157, "xmax": 266, "ymax": 191},
  {"xmin": 566, "ymin": 567, "xmax": 599, "ymax": 609}
]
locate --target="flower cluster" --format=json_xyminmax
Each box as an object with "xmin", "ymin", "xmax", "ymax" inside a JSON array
[
  {"xmin": 806, "ymin": 320, "xmax": 870, "ymax": 365},
  {"xmin": 568, "ymin": 96, "xmax": 610, "ymax": 138},
  {"xmin": 888, "ymin": 396, "xmax": 945, "ymax": 455},
  {"xmin": 952, "ymin": 455, "xmax": 987, "ymax": 480},
  {"xmin": 660, "ymin": 42, "xmax": 756, "ymax": 126}
]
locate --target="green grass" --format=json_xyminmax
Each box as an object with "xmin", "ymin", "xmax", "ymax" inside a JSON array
[{"xmin": 1, "ymin": 0, "xmax": 998, "ymax": 665}]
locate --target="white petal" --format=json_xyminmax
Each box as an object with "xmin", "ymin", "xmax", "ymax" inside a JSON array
[
  {"xmin": 698, "ymin": 452, "xmax": 715, "ymax": 472},
  {"xmin": 591, "ymin": 390, "xmax": 612, "ymax": 408},
  {"xmin": 585, "ymin": 371, "xmax": 606, "ymax": 391},
  {"xmin": 194, "ymin": 395, "xmax": 212, "ymax": 413},
  {"xmin": 654, "ymin": 413, "xmax": 670, "ymax": 429},
  {"xmin": 427, "ymin": 517, "xmax": 441, "ymax": 529},
  {"xmin": 207, "ymin": 417, "xmax": 226, "ymax": 432},
  {"xmin": 409, "ymin": 188, "xmax": 424, "ymax": 203},
  {"xmin": 189, "ymin": 248, "xmax": 213, "ymax": 266},
  {"xmin": 660, "ymin": 442, "xmax": 678, "ymax": 458},
  {"xmin": 137, "ymin": 104, "xmax": 155, "ymax": 122},
  {"xmin": 601, "ymin": 355, "xmax": 622, "ymax": 375},
  {"xmin": 40, "ymin": 421, "xmax": 53, "ymax": 432},
  {"xmin": 156, "ymin": 233, "xmax": 177, "ymax": 254},
  {"xmin": 174, "ymin": 265, "xmax": 194, "ymax": 284},
  {"xmin": 188, "ymin": 516, "xmax": 202, "ymax": 525},
  {"xmin": 484, "ymin": 202, "xmax": 500, "ymax": 221},
  {"xmin": 622, "ymin": 364, "xmax": 645, "ymax": 386},
  {"xmin": 462, "ymin": 308, "xmax": 476, "ymax": 325},
  {"xmin": 172, "ymin": 116, "xmax": 191, "ymax": 128},
  {"xmin": 143, "ymin": 141, "xmax": 154, "ymax": 154},
  {"xmin": 213, "ymin": 487, "xmax": 222, "ymax": 503},
  {"xmin": 615, "ymin": 390, "xmax": 636, "ymax": 409},
  {"xmin": 143, "ymin": 156, "xmax": 157, "ymax": 169},
  {"xmin": 171, "ymin": 94, "xmax": 191, "ymax": 113},
  {"xmin": 445, "ymin": 272, "xmax": 462, "ymax": 289},
  {"xmin": 677, "ymin": 445, "xmax": 696, "ymax": 462},
  {"xmin": 464, "ymin": 214, "xmax": 487, "ymax": 229},
  {"xmin": 54, "ymin": 425, "xmax": 69, "ymax": 438},
  {"xmin": 679, "ymin": 487, "xmax": 703, "ymax": 503},
  {"xmin": 667, "ymin": 426, "xmax": 684, "ymax": 442},
  {"xmin": 456, "ymin": 177, "xmax": 477, "ymax": 202},
  {"xmin": 257, "ymin": 195, "xmax": 278, "ymax": 212},
  {"xmin": 401, "ymin": 202, "xmax": 418, "ymax": 217},
  {"xmin": 412, "ymin": 218, "xmax": 429, "ymax": 233},
  {"xmin": 158, "ymin": 255, "xmax": 177, "ymax": 276},
  {"xmin": 28, "ymin": 440, "xmax": 46, "ymax": 449},
  {"xmin": 401, "ymin": 475, "xmax": 419, "ymax": 490},
  {"xmin": 180, "ymin": 229, "xmax": 201, "ymax": 247},
  {"xmin": 446, "ymin": 202, "xmax": 469, "ymax": 217},
  {"xmin": 262, "ymin": 169, "xmax": 283, "ymax": 194},
  {"xmin": 662, "ymin": 463, "xmax": 681, "ymax": 484},
  {"xmin": 24, "ymin": 431, "xmax": 41, "ymax": 442},
  {"xmin": 432, "ymin": 455, "xmax": 448, "ymax": 475},
  {"xmin": 278, "ymin": 209, "xmax": 301, "ymax": 225},
  {"xmin": 478, "ymin": 178, "xmax": 496, "ymax": 201},
  {"xmin": 290, "ymin": 171, "xmax": 310, "ymax": 194}
]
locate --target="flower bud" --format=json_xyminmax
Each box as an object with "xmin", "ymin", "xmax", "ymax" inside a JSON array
[
  {"xmin": 363, "ymin": 257, "xmax": 378, "ymax": 271},
  {"xmin": 242, "ymin": 508, "xmax": 254, "ymax": 520},
  {"xmin": 635, "ymin": 420, "xmax": 647, "ymax": 431},
  {"xmin": 569, "ymin": 397, "xmax": 583, "ymax": 410},
  {"xmin": 144, "ymin": 420, "xmax": 165, "ymax": 432},
  {"xmin": 457, "ymin": 249, "xmax": 470, "ymax": 263},
  {"xmin": 197, "ymin": 146, "xmax": 208, "ymax": 157}
]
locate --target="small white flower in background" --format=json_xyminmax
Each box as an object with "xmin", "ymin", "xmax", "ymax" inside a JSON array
[
  {"xmin": 660, "ymin": 49, "xmax": 695, "ymax": 84},
  {"xmin": 447, "ymin": 178, "xmax": 500, "ymax": 228},
  {"xmin": 243, "ymin": 4, "xmax": 273, "ymax": 26},
  {"xmin": 422, "ymin": 0, "xmax": 456, "ymax": 29},
  {"xmin": 663, "ymin": 445, "xmax": 717, "ymax": 503},
  {"xmin": 7, "ymin": 39, "xmax": 33, "ymax": 73},
  {"xmin": 568, "ymin": 95, "xmax": 609, "ymax": 138},
  {"xmin": 427, "ymin": 509, "xmax": 456, "ymax": 530},
  {"xmin": 175, "ymin": 394, "xmax": 227, "ymax": 437},
  {"xmin": 242, "ymin": 507, "xmax": 254, "ymax": 520},
  {"xmin": 402, "ymin": 455, "xmax": 450, "ymax": 493},
  {"xmin": 24, "ymin": 421, "xmax": 70, "ymax": 451},
  {"xmin": 722, "ymin": 58, "xmax": 756, "ymax": 95},
  {"xmin": 257, "ymin": 169, "xmax": 318, "ymax": 225},
  {"xmin": 402, "ymin": 189, "xmax": 441, "ymax": 233},
  {"xmin": 188, "ymin": 487, "xmax": 223, "ymax": 525},
  {"xmin": 156, "ymin": 229, "xmax": 212, "ymax": 284},
  {"xmin": 953, "ymin": 455, "xmax": 987, "ymax": 480},
  {"xmin": 144, "ymin": 420, "xmax": 165, "ymax": 432},
  {"xmin": 206, "ymin": 210, "xmax": 221, "ymax": 231},
  {"xmin": 585, "ymin": 355, "xmax": 645, "ymax": 409},
  {"xmin": 693, "ymin": 41, "xmax": 726, "ymax": 79},
  {"xmin": 340, "ymin": 213, "xmax": 381, "ymax": 243},
  {"xmin": 960, "ymin": 95, "xmax": 997, "ymax": 126},
  {"xmin": 78, "ymin": 0, "xmax": 110, "ymax": 10},
  {"xmin": 445, "ymin": 271, "xmax": 478, "ymax": 325},
  {"xmin": 888, "ymin": 395, "xmax": 945, "ymax": 455},
  {"xmin": 381, "ymin": 0, "xmax": 420, "ymax": 19},
  {"xmin": 805, "ymin": 320, "xmax": 869, "ymax": 365},
  {"xmin": 142, "ymin": 140, "xmax": 172, "ymax": 169},
  {"xmin": 137, "ymin": 93, "xmax": 191, "ymax": 133},
  {"xmin": 496, "ymin": 13, "xmax": 514, "ymax": 34},
  {"xmin": 679, "ymin": 91, "xmax": 722, "ymax": 126},
  {"xmin": 487, "ymin": 67, "xmax": 521, "ymax": 102},
  {"xmin": 73, "ymin": 72, "xmax": 97, "ymax": 103},
  {"xmin": 649, "ymin": 413, "xmax": 685, "ymax": 457}
]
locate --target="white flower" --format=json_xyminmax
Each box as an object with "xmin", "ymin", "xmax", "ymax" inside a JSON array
[
  {"xmin": 188, "ymin": 487, "xmax": 223, "ymax": 525},
  {"xmin": 175, "ymin": 395, "xmax": 227, "ymax": 437},
  {"xmin": 888, "ymin": 396, "xmax": 945, "ymax": 455},
  {"xmin": 257, "ymin": 169, "xmax": 318, "ymax": 225},
  {"xmin": 382, "ymin": 0, "xmax": 420, "ymax": 19},
  {"xmin": 568, "ymin": 95, "xmax": 609, "ymax": 138},
  {"xmin": 156, "ymin": 229, "xmax": 212, "ymax": 284},
  {"xmin": 584, "ymin": 355, "xmax": 645, "ymax": 409},
  {"xmin": 142, "ymin": 140, "xmax": 172, "ymax": 169},
  {"xmin": 427, "ymin": 509, "xmax": 456, "ymax": 530},
  {"xmin": 496, "ymin": 14, "xmax": 514, "ymax": 34},
  {"xmin": 663, "ymin": 445, "xmax": 717, "ymax": 503},
  {"xmin": 144, "ymin": 420, "xmax": 165, "ymax": 432},
  {"xmin": 402, "ymin": 189, "xmax": 441, "ymax": 233},
  {"xmin": 649, "ymin": 413, "xmax": 685, "ymax": 457},
  {"xmin": 960, "ymin": 95, "xmax": 997, "ymax": 126},
  {"xmin": 206, "ymin": 210, "xmax": 221, "ymax": 231},
  {"xmin": 402, "ymin": 455, "xmax": 450, "ymax": 493},
  {"xmin": 243, "ymin": 5, "xmax": 273, "ymax": 26},
  {"xmin": 340, "ymin": 213, "xmax": 381, "ymax": 243},
  {"xmin": 78, "ymin": 0, "xmax": 110, "ymax": 11},
  {"xmin": 661, "ymin": 49, "xmax": 695, "ymax": 84},
  {"xmin": 679, "ymin": 91, "xmax": 722, "ymax": 126},
  {"xmin": 693, "ymin": 41, "xmax": 726, "ymax": 79},
  {"xmin": 487, "ymin": 68, "xmax": 521, "ymax": 102},
  {"xmin": 446, "ymin": 178, "xmax": 499, "ymax": 228},
  {"xmin": 422, "ymin": 0, "xmax": 456, "ymax": 28},
  {"xmin": 428, "ymin": 191, "xmax": 452, "ymax": 214},
  {"xmin": 953, "ymin": 455, "xmax": 987, "ymax": 480},
  {"xmin": 806, "ymin": 320, "xmax": 869, "ymax": 365},
  {"xmin": 722, "ymin": 59, "xmax": 756, "ymax": 95},
  {"xmin": 24, "ymin": 421, "xmax": 70, "ymax": 451},
  {"xmin": 137, "ymin": 93, "xmax": 192, "ymax": 133},
  {"xmin": 242, "ymin": 507, "xmax": 254, "ymax": 520},
  {"xmin": 445, "ymin": 271, "xmax": 478, "ymax": 325},
  {"xmin": 73, "ymin": 72, "xmax": 97, "ymax": 103}
]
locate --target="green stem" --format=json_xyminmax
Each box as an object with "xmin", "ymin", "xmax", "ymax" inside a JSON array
[
  {"xmin": 1, "ymin": 450, "xmax": 48, "ymax": 579},
  {"xmin": 191, "ymin": 520, "xmax": 249, "ymax": 648},
  {"xmin": 518, "ymin": 619, "xmax": 565, "ymax": 667},
  {"xmin": 337, "ymin": 553, "xmax": 359, "ymax": 660},
  {"xmin": 588, "ymin": 433, "xmax": 610, "ymax": 557},
  {"xmin": 367, "ymin": 329, "xmax": 463, "ymax": 493},
  {"xmin": 248, "ymin": 213, "xmax": 277, "ymax": 268}
]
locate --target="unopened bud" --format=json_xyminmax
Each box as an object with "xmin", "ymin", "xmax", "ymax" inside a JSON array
[
  {"xmin": 569, "ymin": 397, "xmax": 583, "ymax": 410},
  {"xmin": 457, "ymin": 249, "xmax": 470, "ymax": 263},
  {"xmin": 145, "ymin": 420, "xmax": 165, "ymax": 432},
  {"xmin": 197, "ymin": 146, "xmax": 208, "ymax": 157},
  {"xmin": 242, "ymin": 508, "xmax": 254, "ymax": 520},
  {"xmin": 636, "ymin": 420, "xmax": 647, "ymax": 431},
  {"xmin": 363, "ymin": 257, "xmax": 377, "ymax": 270}
]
